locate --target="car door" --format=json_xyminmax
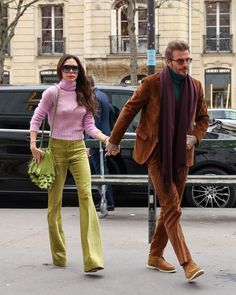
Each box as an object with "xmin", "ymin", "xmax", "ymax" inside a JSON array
[{"xmin": 0, "ymin": 87, "xmax": 47, "ymax": 194}]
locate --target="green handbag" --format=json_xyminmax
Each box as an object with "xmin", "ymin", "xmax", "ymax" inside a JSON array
[{"xmin": 28, "ymin": 86, "xmax": 60, "ymax": 190}]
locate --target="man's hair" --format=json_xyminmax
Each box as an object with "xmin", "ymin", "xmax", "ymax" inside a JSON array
[
  {"xmin": 87, "ymin": 75, "xmax": 95, "ymax": 87},
  {"xmin": 165, "ymin": 40, "xmax": 190, "ymax": 60}
]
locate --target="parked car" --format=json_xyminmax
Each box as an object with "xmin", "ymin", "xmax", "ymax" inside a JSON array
[
  {"xmin": 0, "ymin": 84, "xmax": 141, "ymax": 197},
  {"xmin": 208, "ymin": 108, "xmax": 236, "ymax": 127},
  {"xmin": 208, "ymin": 118, "xmax": 236, "ymax": 136},
  {"xmin": 0, "ymin": 85, "xmax": 236, "ymax": 208},
  {"xmin": 186, "ymin": 129, "xmax": 236, "ymax": 208}
]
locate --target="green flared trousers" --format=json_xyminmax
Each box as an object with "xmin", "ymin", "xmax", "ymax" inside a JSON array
[{"xmin": 47, "ymin": 138, "xmax": 104, "ymax": 271}]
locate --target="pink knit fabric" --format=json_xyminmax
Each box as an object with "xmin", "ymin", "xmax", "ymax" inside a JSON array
[{"xmin": 30, "ymin": 80, "xmax": 100, "ymax": 140}]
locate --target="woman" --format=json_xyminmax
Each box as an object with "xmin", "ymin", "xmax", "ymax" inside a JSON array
[{"xmin": 30, "ymin": 54, "xmax": 108, "ymax": 272}]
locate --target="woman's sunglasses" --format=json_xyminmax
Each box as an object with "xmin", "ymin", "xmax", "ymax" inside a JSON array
[{"xmin": 62, "ymin": 65, "xmax": 79, "ymax": 73}]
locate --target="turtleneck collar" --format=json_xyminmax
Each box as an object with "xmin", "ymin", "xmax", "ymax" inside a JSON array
[
  {"xmin": 168, "ymin": 67, "xmax": 186, "ymax": 82},
  {"xmin": 168, "ymin": 66, "xmax": 186, "ymax": 100},
  {"xmin": 59, "ymin": 79, "xmax": 76, "ymax": 91}
]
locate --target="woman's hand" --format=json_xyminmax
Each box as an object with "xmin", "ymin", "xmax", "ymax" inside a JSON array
[
  {"xmin": 105, "ymin": 140, "xmax": 120, "ymax": 156},
  {"xmin": 30, "ymin": 145, "xmax": 44, "ymax": 164}
]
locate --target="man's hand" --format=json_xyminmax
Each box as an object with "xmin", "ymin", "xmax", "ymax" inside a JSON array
[
  {"xmin": 186, "ymin": 135, "xmax": 197, "ymax": 150},
  {"xmin": 105, "ymin": 140, "xmax": 120, "ymax": 156}
]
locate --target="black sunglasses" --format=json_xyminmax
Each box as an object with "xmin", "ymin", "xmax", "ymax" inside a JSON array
[{"xmin": 62, "ymin": 65, "xmax": 79, "ymax": 73}]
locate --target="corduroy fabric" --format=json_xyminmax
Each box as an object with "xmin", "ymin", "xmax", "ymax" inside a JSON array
[
  {"xmin": 147, "ymin": 148, "xmax": 192, "ymax": 265},
  {"xmin": 47, "ymin": 138, "xmax": 104, "ymax": 271}
]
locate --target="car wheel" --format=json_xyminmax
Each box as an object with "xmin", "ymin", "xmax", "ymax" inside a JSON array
[{"xmin": 186, "ymin": 167, "xmax": 236, "ymax": 208}]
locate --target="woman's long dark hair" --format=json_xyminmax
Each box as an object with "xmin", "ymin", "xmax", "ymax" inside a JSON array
[{"xmin": 57, "ymin": 54, "xmax": 97, "ymax": 115}]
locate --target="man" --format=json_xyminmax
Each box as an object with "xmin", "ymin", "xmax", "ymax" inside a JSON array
[
  {"xmin": 106, "ymin": 40, "xmax": 209, "ymax": 281},
  {"xmin": 87, "ymin": 76, "xmax": 115, "ymax": 211}
]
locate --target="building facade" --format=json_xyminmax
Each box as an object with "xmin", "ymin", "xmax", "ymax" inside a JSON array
[{"xmin": 3, "ymin": 0, "xmax": 236, "ymax": 107}]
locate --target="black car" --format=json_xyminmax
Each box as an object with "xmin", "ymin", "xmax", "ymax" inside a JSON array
[
  {"xmin": 0, "ymin": 84, "xmax": 236, "ymax": 208},
  {"xmin": 187, "ymin": 130, "xmax": 236, "ymax": 208},
  {"xmin": 0, "ymin": 84, "xmax": 141, "ymax": 199}
]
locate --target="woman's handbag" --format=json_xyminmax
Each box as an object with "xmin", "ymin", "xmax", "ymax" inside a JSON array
[{"xmin": 28, "ymin": 86, "xmax": 60, "ymax": 190}]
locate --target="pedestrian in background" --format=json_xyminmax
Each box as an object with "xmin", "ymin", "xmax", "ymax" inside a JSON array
[
  {"xmin": 106, "ymin": 40, "xmax": 209, "ymax": 281},
  {"xmin": 30, "ymin": 54, "xmax": 109, "ymax": 272},
  {"xmin": 87, "ymin": 75, "xmax": 115, "ymax": 211}
]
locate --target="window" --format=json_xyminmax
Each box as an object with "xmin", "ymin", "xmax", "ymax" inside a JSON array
[
  {"xmin": 40, "ymin": 5, "xmax": 64, "ymax": 55},
  {"xmin": 110, "ymin": 1, "xmax": 149, "ymax": 53},
  {"xmin": 117, "ymin": 3, "xmax": 147, "ymax": 37},
  {"xmin": 205, "ymin": 1, "xmax": 231, "ymax": 52},
  {"xmin": 40, "ymin": 70, "xmax": 58, "ymax": 84},
  {"xmin": 205, "ymin": 68, "xmax": 231, "ymax": 108},
  {"xmin": 120, "ymin": 74, "xmax": 146, "ymax": 85},
  {"xmin": 138, "ymin": 8, "xmax": 147, "ymax": 36},
  {"xmin": 109, "ymin": 91, "xmax": 139, "ymax": 132},
  {"xmin": 98, "ymin": 87, "xmax": 138, "ymax": 132},
  {"xmin": 3, "ymin": 71, "xmax": 10, "ymax": 84},
  {"xmin": 137, "ymin": 8, "xmax": 147, "ymax": 51},
  {"xmin": 0, "ymin": 87, "xmax": 46, "ymax": 129},
  {"xmin": 121, "ymin": 6, "xmax": 128, "ymax": 36}
]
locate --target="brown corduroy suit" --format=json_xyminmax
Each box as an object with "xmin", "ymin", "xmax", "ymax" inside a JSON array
[{"xmin": 109, "ymin": 72, "xmax": 209, "ymax": 265}]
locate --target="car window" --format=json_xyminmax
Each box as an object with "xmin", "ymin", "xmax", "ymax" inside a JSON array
[
  {"xmin": 0, "ymin": 85, "xmax": 140, "ymax": 132},
  {"xmin": 209, "ymin": 110, "xmax": 236, "ymax": 121},
  {"xmin": 218, "ymin": 111, "xmax": 224, "ymax": 119},
  {"xmin": 228, "ymin": 111, "xmax": 236, "ymax": 120},
  {"xmin": 0, "ymin": 90, "xmax": 43, "ymax": 113},
  {"xmin": 110, "ymin": 92, "xmax": 140, "ymax": 132},
  {"xmin": 210, "ymin": 110, "xmax": 225, "ymax": 119},
  {"xmin": 0, "ymin": 89, "xmax": 43, "ymax": 129}
]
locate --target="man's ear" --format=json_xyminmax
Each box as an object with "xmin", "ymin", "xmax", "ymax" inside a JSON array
[{"xmin": 165, "ymin": 59, "xmax": 171, "ymax": 66}]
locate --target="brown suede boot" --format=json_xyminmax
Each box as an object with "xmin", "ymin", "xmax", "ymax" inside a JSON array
[
  {"xmin": 183, "ymin": 261, "xmax": 204, "ymax": 281},
  {"xmin": 147, "ymin": 255, "xmax": 176, "ymax": 273}
]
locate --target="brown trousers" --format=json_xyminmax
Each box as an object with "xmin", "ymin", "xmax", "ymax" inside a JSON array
[{"xmin": 147, "ymin": 149, "xmax": 192, "ymax": 265}]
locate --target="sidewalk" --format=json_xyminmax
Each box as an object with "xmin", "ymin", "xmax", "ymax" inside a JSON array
[{"xmin": 0, "ymin": 207, "xmax": 236, "ymax": 295}]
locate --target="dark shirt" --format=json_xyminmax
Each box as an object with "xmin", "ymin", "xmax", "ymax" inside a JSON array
[{"xmin": 94, "ymin": 88, "xmax": 111, "ymax": 136}]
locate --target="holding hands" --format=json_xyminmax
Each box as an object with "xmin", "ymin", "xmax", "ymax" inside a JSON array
[
  {"xmin": 95, "ymin": 133, "xmax": 120, "ymax": 156},
  {"xmin": 104, "ymin": 137, "xmax": 120, "ymax": 156}
]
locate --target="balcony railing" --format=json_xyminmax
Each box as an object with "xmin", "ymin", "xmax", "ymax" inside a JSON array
[
  {"xmin": 203, "ymin": 35, "xmax": 233, "ymax": 53},
  {"xmin": 110, "ymin": 35, "xmax": 160, "ymax": 54},
  {"xmin": 37, "ymin": 38, "xmax": 65, "ymax": 56}
]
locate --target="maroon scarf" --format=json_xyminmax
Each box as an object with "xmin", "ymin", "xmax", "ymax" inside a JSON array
[{"xmin": 158, "ymin": 66, "xmax": 197, "ymax": 189}]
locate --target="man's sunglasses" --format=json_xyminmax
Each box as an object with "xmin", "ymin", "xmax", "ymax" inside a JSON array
[
  {"xmin": 170, "ymin": 58, "xmax": 193, "ymax": 65},
  {"xmin": 62, "ymin": 65, "xmax": 79, "ymax": 73}
]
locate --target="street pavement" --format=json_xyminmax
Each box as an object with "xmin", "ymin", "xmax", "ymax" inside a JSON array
[{"xmin": 0, "ymin": 207, "xmax": 236, "ymax": 295}]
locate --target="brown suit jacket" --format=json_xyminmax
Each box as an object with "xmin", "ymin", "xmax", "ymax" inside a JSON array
[{"xmin": 109, "ymin": 72, "xmax": 209, "ymax": 167}]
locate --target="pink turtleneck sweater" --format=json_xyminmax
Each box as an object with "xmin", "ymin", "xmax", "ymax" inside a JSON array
[{"xmin": 30, "ymin": 79, "xmax": 100, "ymax": 140}]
